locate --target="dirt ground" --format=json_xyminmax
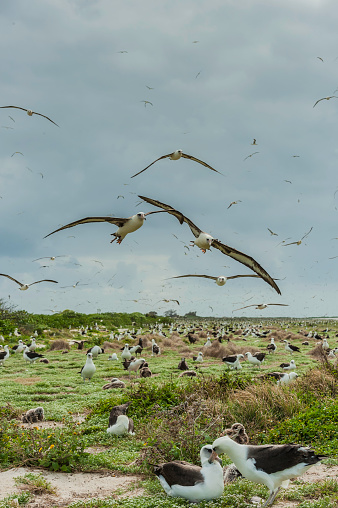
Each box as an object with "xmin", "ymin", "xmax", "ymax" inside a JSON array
[{"xmin": 1, "ymin": 462, "xmax": 337, "ymax": 507}]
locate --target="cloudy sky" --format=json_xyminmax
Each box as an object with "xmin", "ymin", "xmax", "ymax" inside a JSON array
[{"xmin": 1, "ymin": 0, "xmax": 338, "ymax": 318}]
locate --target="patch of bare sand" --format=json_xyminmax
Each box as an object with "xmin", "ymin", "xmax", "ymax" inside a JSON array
[
  {"xmin": 0, "ymin": 467, "xmax": 144, "ymax": 507},
  {"xmin": 1, "ymin": 462, "xmax": 337, "ymax": 507},
  {"xmin": 259, "ymin": 463, "xmax": 338, "ymax": 508}
]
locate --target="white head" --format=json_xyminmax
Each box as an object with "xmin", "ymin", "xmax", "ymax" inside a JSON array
[
  {"xmin": 19, "ymin": 284, "xmax": 29, "ymax": 291},
  {"xmin": 87, "ymin": 352, "xmax": 93, "ymax": 360},
  {"xmin": 289, "ymin": 372, "xmax": 298, "ymax": 381},
  {"xmin": 216, "ymin": 276, "xmax": 226, "ymax": 286},
  {"xmin": 200, "ymin": 444, "xmax": 222, "ymax": 465},
  {"xmin": 136, "ymin": 212, "xmax": 146, "ymax": 221}
]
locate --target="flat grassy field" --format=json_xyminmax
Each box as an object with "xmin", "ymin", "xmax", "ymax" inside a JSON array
[{"xmin": 1, "ymin": 315, "xmax": 338, "ymax": 507}]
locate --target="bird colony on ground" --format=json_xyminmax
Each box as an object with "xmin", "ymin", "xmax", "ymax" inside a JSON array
[
  {"xmin": 0, "ymin": 41, "xmax": 336, "ymax": 506},
  {"xmin": 1, "ymin": 318, "xmax": 336, "ymax": 506}
]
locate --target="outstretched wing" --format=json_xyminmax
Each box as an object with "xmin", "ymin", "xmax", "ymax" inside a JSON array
[
  {"xmin": 233, "ymin": 304, "xmax": 256, "ymax": 311},
  {"xmin": 44, "ymin": 217, "xmax": 129, "ymax": 238},
  {"xmin": 226, "ymin": 274, "xmax": 260, "ymax": 280},
  {"xmin": 131, "ymin": 154, "xmax": 172, "ymax": 178},
  {"xmin": 34, "ymin": 112, "xmax": 59, "ymax": 127},
  {"xmin": 212, "ymin": 240, "xmax": 281, "ymax": 294},
  {"xmin": 170, "ymin": 274, "xmax": 216, "ymax": 281},
  {"xmin": 0, "ymin": 106, "xmax": 28, "ymax": 112},
  {"xmin": 181, "ymin": 153, "xmax": 222, "ymax": 175},
  {"xmin": 301, "ymin": 226, "xmax": 313, "ymax": 241},
  {"xmin": 29, "ymin": 280, "xmax": 58, "ymax": 286},
  {"xmin": 138, "ymin": 196, "xmax": 187, "ymax": 228},
  {"xmin": 269, "ymin": 303, "xmax": 289, "ymax": 306},
  {"xmin": 0, "ymin": 273, "xmax": 23, "ymax": 286}
]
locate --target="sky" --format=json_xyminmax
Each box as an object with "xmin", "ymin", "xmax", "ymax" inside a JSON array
[{"xmin": 1, "ymin": 0, "xmax": 338, "ymax": 318}]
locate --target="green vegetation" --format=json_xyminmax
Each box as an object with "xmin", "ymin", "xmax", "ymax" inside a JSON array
[{"xmin": 1, "ymin": 312, "xmax": 338, "ymax": 506}]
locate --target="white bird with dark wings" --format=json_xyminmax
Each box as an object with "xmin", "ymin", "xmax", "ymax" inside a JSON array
[
  {"xmin": 0, "ymin": 274, "xmax": 58, "ymax": 290},
  {"xmin": 138, "ymin": 195, "xmax": 281, "ymax": 294},
  {"xmin": 44, "ymin": 209, "xmax": 174, "ymax": 244},
  {"xmin": 131, "ymin": 149, "xmax": 222, "ymax": 178},
  {"xmin": 169, "ymin": 274, "xmax": 264, "ymax": 286}
]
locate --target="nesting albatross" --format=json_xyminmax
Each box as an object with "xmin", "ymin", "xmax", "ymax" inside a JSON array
[
  {"xmin": 138, "ymin": 195, "xmax": 280, "ymax": 294},
  {"xmin": 154, "ymin": 444, "xmax": 224, "ymax": 502},
  {"xmin": 212, "ymin": 435, "xmax": 324, "ymax": 507}
]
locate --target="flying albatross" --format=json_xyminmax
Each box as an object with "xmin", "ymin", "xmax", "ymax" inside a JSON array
[
  {"xmin": 0, "ymin": 274, "xmax": 58, "ymax": 290},
  {"xmin": 0, "ymin": 106, "xmax": 59, "ymax": 126},
  {"xmin": 44, "ymin": 209, "xmax": 175, "ymax": 244},
  {"xmin": 169, "ymin": 274, "xmax": 264, "ymax": 286},
  {"xmin": 212, "ymin": 435, "xmax": 324, "ymax": 507},
  {"xmin": 131, "ymin": 149, "xmax": 222, "ymax": 178},
  {"xmin": 138, "ymin": 196, "xmax": 281, "ymax": 294},
  {"xmin": 234, "ymin": 303, "xmax": 288, "ymax": 311},
  {"xmin": 154, "ymin": 444, "xmax": 224, "ymax": 502}
]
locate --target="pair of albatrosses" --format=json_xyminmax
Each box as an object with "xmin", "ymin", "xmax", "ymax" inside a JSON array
[
  {"xmin": 44, "ymin": 194, "xmax": 281, "ymax": 295},
  {"xmin": 155, "ymin": 433, "xmax": 323, "ymax": 506}
]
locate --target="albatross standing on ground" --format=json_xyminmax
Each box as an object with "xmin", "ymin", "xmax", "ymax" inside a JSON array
[
  {"xmin": 212, "ymin": 435, "xmax": 324, "ymax": 507},
  {"xmin": 138, "ymin": 196, "xmax": 281, "ymax": 294},
  {"xmin": 154, "ymin": 444, "xmax": 224, "ymax": 502},
  {"xmin": 80, "ymin": 352, "xmax": 96, "ymax": 382}
]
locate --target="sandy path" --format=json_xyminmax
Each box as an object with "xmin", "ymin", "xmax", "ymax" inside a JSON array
[{"xmin": 0, "ymin": 463, "xmax": 337, "ymax": 507}]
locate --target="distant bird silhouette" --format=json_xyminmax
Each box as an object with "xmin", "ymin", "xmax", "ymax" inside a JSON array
[
  {"xmin": 313, "ymin": 96, "xmax": 338, "ymax": 108},
  {"xmin": 131, "ymin": 149, "xmax": 222, "ymax": 178},
  {"xmin": 244, "ymin": 152, "xmax": 259, "ymax": 161},
  {"xmin": 0, "ymin": 274, "xmax": 57, "ymax": 290},
  {"xmin": 283, "ymin": 227, "xmax": 313, "ymax": 246},
  {"xmin": 0, "ymin": 106, "xmax": 58, "ymax": 126}
]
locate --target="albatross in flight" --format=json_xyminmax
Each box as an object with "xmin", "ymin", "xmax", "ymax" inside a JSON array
[
  {"xmin": 138, "ymin": 195, "xmax": 281, "ymax": 294},
  {"xmin": 0, "ymin": 274, "xmax": 58, "ymax": 290},
  {"xmin": 169, "ymin": 274, "xmax": 263, "ymax": 286},
  {"xmin": 131, "ymin": 149, "xmax": 222, "ymax": 178},
  {"xmin": 0, "ymin": 106, "xmax": 59, "ymax": 126},
  {"xmin": 44, "ymin": 210, "xmax": 174, "ymax": 244},
  {"xmin": 234, "ymin": 303, "xmax": 289, "ymax": 311}
]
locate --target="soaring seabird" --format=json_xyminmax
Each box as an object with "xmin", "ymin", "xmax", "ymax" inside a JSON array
[
  {"xmin": 79, "ymin": 352, "xmax": 96, "ymax": 382},
  {"xmin": 23, "ymin": 346, "xmax": 44, "ymax": 364},
  {"xmin": 0, "ymin": 345, "xmax": 10, "ymax": 366},
  {"xmin": 44, "ymin": 209, "xmax": 174, "ymax": 244},
  {"xmin": 0, "ymin": 274, "xmax": 58, "ymax": 290},
  {"xmin": 0, "ymin": 105, "xmax": 59, "ymax": 126},
  {"xmin": 154, "ymin": 444, "xmax": 224, "ymax": 502},
  {"xmin": 169, "ymin": 274, "xmax": 262, "ymax": 286},
  {"xmin": 138, "ymin": 196, "xmax": 281, "ymax": 294},
  {"xmin": 234, "ymin": 303, "xmax": 288, "ymax": 311},
  {"xmin": 131, "ymin": 149, "xmax": 222, "ymax": 178},
  {"xmin": 212, "ymin": 435, "xmax": 324, "ymax": 507}
]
